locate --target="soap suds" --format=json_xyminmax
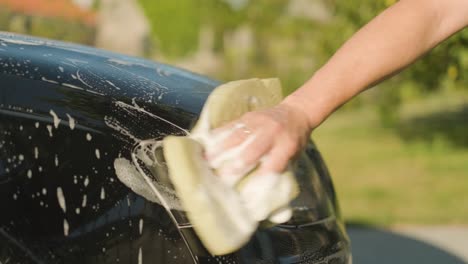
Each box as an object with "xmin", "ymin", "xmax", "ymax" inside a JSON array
[
  {"xmin": 49, "ymin": 110, "xmax": 61, "ymax": 128},
  {"xmin": 100, "ymin": 187, "xmax": 105, "ymax": 200},
  {"xmin": 57, "ymin": 187, "xmax": 66, "ymax": 213},
  {"xmin": 138, "ymin": 247, "xmax": 142, "ymax": 264},
  {"xmin": 113, "ymin": 157, "xmax": 182, "ymax": 210},
  {"xmin": 63, "ymin": 219, "xmax": 69, "ymax": 236},
  {"xmin": 81, "ymin": 194, "xmax": 87, "ymax": 207},
  {"xmin": 139, "ymin": 218, "xmax": 144, "ymax": 235},
  {"xmin": 66, "ymin": 114, "xmax": 75, "ymax": 130},
  {"xmin": 0, "ymin": 38, "xmax": 41, "ymax": 46},
  {"xmin": 46, "ymin": 125, "xmax": 53, "ymax": 137},
  {"xmin": 34, "ymin": 147, "xmax": 39, "ymax": 159}
]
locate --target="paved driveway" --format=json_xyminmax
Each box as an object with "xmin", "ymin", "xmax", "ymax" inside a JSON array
[{"xmin": 348, "ymin": 226, "xmax": 468, "ymax": 264}]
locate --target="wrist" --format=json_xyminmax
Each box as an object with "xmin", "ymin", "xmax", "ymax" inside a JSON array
[
  {"xmin": 280, "ymin": 94, "xmax": 319, "ymax": 132},
  {"xmin": 281, "ymin": 92, "xmax": 327, "ymax": 131}
]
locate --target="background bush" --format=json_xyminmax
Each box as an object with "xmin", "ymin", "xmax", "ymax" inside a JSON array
[{"xmin": 139, "ymin": 0, "xmax": 467, "ymax": 125}]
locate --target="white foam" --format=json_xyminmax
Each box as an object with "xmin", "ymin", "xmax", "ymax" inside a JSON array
[
  {"xmin": 139, "ymin": 218, "xmax": 144, "ymax": 235},
  {"xmin": 113, "ymin": 158, "xmax": 182, "ymax": 210},
  {"xmin": 81, "ymin": 194, "xmax": 87, "ymax": 207},
  {"xmin": 57, "ymin": 187, "xmax": 66, "ymax": 213},
  {"xmin": 49, "ymin": 110, "xmax": 61, "ymax": 128},
  {"xmin": 34, "ymin": 147, "xmax": 39, "ymax": 159},
  {"xmin": 41, "ymin": 77, "xmax": 59, "ymax": 84},
  {"xmin": 138, "ymin": 247, "xmax": 142, "ymax": 264},
  {"xmin": 0, "ymin": 38, "xmax": 41, "ymax": 46},
  {"xmin": 63, "ymin": 219, "xmax": 69, "ymax": 236},
  {"xmin": 46, "ymin": 125, "xmax": 53, "ymax": 137},
  {"xmin": 66, "ymin": 114, "xmax": 76, "ymax": 130},
  {"xmin": 100, "ymin": 187, "xmax": 105, "ymax": 200}
]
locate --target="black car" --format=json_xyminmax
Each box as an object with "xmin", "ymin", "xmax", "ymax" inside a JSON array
[{"xmin": 0, "ymin": 32, "xmax": 351, "ymax": 264}]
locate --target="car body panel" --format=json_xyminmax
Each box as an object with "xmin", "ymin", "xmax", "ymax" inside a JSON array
[{"xmin": 0, "ymin": 32, "xmax": 350, "ymax": 263}]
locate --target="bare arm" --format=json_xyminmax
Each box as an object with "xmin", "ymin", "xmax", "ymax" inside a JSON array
[
  {"xmin": 285, "ymin": 0, "xmax": 468, "ymax": 128},
  {"xmin": 209, "ymin": 0, "xmax": 468, "ymax": 175}
]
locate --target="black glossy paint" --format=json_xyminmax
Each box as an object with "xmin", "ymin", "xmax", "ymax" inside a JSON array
[{"xmin": 0, "ymin": 32, "xmax": 350, "ymax": 263}]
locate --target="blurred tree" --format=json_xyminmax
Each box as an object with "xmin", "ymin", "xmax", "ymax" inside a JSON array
[
  {"xmin": 318, "ymin": 0, "xmax": 467, "ymax": 124},
  {"xmin": 138, "ymin": 0, "xmax": 202, "ymax": 57},
  {"xmin": 137, "ymin": 0, "xmax": 467, "ymax": 124}
]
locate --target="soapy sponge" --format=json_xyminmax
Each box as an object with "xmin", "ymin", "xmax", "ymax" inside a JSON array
[{"xmin": 163, "ymin": 78, "xmax": 299, "ymax": 255}]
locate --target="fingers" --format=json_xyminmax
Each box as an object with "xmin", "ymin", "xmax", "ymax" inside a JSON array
[
  {"xmin": 204, "ymin": 104, "xmax": 309, "ymax": 179},
  {"xmin": 206, "ymin": 122, "xmax": 251, "ymax": 158},
  {"xmin": 257, "ymin": 144, "xmax": 293, "ymax": 175},
  {"xmin": 216, "ymin": 130, "xmax": 274, "ymax": 176}
]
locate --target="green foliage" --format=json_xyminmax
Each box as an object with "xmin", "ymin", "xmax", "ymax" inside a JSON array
[
  {"xmin": 137, "ymin": 0, "xmax": 467, "ymax": 124},
  {"xmin": 138, "ymin": 0, "xmax": 202, "ymax": 57},
  {"xmin": 317, "ymin": 0, "xmax": 467, "ymax": 124}
]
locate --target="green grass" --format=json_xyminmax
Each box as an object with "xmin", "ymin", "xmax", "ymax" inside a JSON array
[{"xmin": 313, "ymin": 91, "xmax": 468, "ymax": 226}]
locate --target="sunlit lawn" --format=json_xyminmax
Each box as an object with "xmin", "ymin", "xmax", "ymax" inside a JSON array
[{"xmin": 313, "ymin": 90, "xmax": 468, "ymax": 226}]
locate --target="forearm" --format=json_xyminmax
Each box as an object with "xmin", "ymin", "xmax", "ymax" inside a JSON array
[{"xmin": 284, "ymin": 0, "xmax": 468, "ymax": 128}]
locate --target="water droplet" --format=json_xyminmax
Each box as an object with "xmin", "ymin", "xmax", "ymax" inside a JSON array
[
  {"xmin": 86, "ymin": 133, "xmax": 92, "ymax": 141},
  {"xmin": 81, "ymin": 194, "xmax": 87, "ymax": 208},
  {"xmin": 100, "ymin": 187, "xmax": 105, "ymax": 200},
  {"xmin": 49, "ymin": 110, "xmax": 61, "ymax": 128},
  {"xmin": 46, "ymin": 125, "xmax": 53, "ymax": 137},
  {"xmin": 66, "ymin": 113, "xmax": 76, "ymax": 130},
  {"xmin": 57, "ymin": 187, "xmax": 66, "ymax": 213},
  {"xmin": 138, "ymin": 247, "xmax": 142, "ymax": 264},
  {"xmin": 63, "ymin": 219, "xmax": 69, "ymax": 236},
  {"xmin": 139, "ymin": 218, "xmax": 144, "ymax": 235},
  {"xmin": 34, "ymin": 147, "xmax": 39, "ymax": 159}
]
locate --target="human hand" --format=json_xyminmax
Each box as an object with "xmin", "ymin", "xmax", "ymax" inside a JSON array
[{"xmin": 204, "ymin": 99, "xmax": 312, "ymax": 178}]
